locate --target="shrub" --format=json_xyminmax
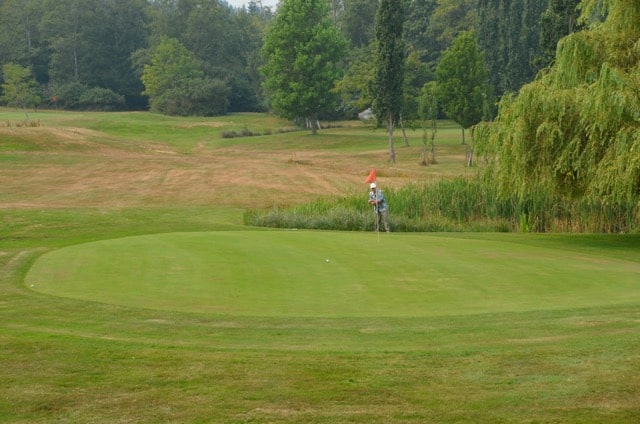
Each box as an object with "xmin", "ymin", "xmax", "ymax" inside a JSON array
[
  {"xmin": 152, "ymin": 78, "xmax": 229, "ymax": 116},
  {"xmin": 221, "ymin": 130, "xmax": 239, "ymax": 138},
  {"xmin": 78, "ymin": 87, "xmax": 125, "ymax": 111},
  {"xmin": 54, "ymin": 82, "xmax": 86, "ymax": 110}
]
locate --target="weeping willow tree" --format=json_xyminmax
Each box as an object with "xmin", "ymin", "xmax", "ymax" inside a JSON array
[{"xmin": 475, "ymin": 0, "xmax": 640, "ymax": 231}]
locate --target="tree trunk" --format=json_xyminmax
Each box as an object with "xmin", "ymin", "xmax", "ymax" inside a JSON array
[
  {"xmin": 430, "ymin": 135, "xmax": 436, "ymax": 164},
  {"xmin": 461, "ymin": 126, "xmax": 466, "ymax": 144},
  {"xmin": 387, "ymin": 113, "xmax": 395, "ymax": 163},
  {"xmin": 72, "ymin": 14, "xmax": 80, "ymax": 82},
  {"xmin": 420, "ymin": 133, "xmax": 428, "ymax": 166},
  {"xmin": 466, "ymin": 146, "xmax": 474, "ymax": 167},
  {"xmin": 465, "ymin": 126, "xmax": 475, "ymax": 166},
  {"xmin": 400, "ymin": 114, "xmax": 409, "ymax": 146},
  {"xmin": 309, "ymin": 113, "xmax": 319, "ymax": 135}
]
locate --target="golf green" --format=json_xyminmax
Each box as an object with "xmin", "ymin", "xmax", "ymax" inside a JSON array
[{"xmin": 26, "ymin": 231, "xmax": 640, "ymax": 317}]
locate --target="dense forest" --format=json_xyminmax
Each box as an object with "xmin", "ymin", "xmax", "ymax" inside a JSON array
[{"xmin": 0, "ymin": 0, "xmax": 578, "ymax": 119}]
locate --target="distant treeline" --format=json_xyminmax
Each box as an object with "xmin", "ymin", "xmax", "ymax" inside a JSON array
[{"xmin": 0, "ymin": 0, "xmax": 578, "ymax": 115}]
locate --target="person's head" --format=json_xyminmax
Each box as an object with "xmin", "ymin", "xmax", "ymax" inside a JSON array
[{"xmin": 370, "ymin": 182, "xmax": 377, "ymax": 191}]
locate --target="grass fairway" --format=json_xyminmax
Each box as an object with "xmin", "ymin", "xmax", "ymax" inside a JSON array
[{"xmin": 2, "ymin": 109, "xmax": 640, "ymax": 423}]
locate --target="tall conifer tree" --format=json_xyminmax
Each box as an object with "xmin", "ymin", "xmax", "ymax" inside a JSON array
[{"xmin": 371, "ymin": 0, "xmax": 405, "ymax": 163}]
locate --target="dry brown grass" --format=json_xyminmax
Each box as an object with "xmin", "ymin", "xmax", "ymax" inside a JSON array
[{"xmin": 0, "ymin": 124, "xmax": 470, "ymax": 210}]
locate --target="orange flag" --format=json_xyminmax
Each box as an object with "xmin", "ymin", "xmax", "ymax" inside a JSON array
[{"xmin": 364, "ymin": 168, "xmax": 377, "ymax": 184}]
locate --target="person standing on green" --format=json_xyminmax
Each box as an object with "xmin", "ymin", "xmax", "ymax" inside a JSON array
[{"xmin": 368, "ymin": 182, "xmax": 390, "ymax": 232}]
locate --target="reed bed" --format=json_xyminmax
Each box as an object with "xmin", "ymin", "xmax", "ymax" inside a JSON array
[{"xmin": 245, "ymin": 177, "xmax": 640, "ymax": 233}]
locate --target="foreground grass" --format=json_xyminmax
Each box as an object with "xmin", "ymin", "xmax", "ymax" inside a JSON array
[
  {"xmin": 1, "ymin": 110, "xmax": 640, "ymax": 422},
  {"xmin": 4, "ymin": 267, "xmax": 640, "ymax": 422},
  {"xmin": 4, "ymin": 218, "xmax": 640, "ymax": 423}
]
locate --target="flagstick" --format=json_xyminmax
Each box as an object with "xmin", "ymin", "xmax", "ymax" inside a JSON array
[
  {"xmin": 372, "ymin": 191, "xmax": 379, "ymax": 243},
  {"xmin": 375, "ymin": 204, "xmax": 380, "ymax": 243}
]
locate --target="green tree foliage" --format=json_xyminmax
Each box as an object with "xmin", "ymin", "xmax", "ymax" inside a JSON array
[
  {"xmin": 476, "ymin": 0, "xmax": 640, "ymax": 209},
  {"xmin": 261, "ymin": 0, "xmax": 348, "ymax": 134},
  {"xmin": 39, "ymin": 0, "xmax": 89, "ymax": 83},
  {"xmin": 159, "ymin": 77, "xmax": 229, "ymax": 116},
  {"xmin": 536, "ymin": 0, "xmax": 581, "ymax": 69},
  {"xmin": 403, "ymin": 0, "xmax": 437, "ymax": 64},
  {"xmin": 52, "ymin": 82, "xmax": 124, "ymax": 111},
  {"xmin": 181, "ymin": 1, "xmax": 249, "ymax": 110},
  {"xmin": 142, "ymin": 36, "xmax": 228, "ymax": 116},
  {"xmin": 228, "ymin": 7, "xmax": 272, "ymax": 111},
  {"xmin": 341, "ymin": 0, "xmax": 377, "ymax": 48},
  {"xmin": 334, "ymin": 44, "xmax": 376, "ymax": 118},
  {"xmin": 144, "ymin": 0, "xmax": 272, "ymax": 113},
  {"xmin": 0, "ymin": 63, "xmax": 41, "ymax": 109},
  {"xmin": 436, "ymin": 31, "xmax": 490, "ymax": 145},
  {"xmin": 371, "ymin": 0, "xmax": 405, "ymax": 162},
  {"xmin": 403, "ymin": 48, "xmax": 433, "ymax": 122},
  {"xmin": 418, "ymin": 81, "xmax": 438, "ymax": 165},
  {"xmin": 420, "ymin": 0, "xmax": 476, "ymax": 68},
  {"xmin": 0, "ymin": 0, "xmax": 564, "ymax": 116},
  {"xmin": 1, "ymin": 0, "xmax": 270, "ymax": 112},
  {"xmin": 40, "ymin": 0, "xmax": 148, "ymax": 105},
  {"xmin": 328, "ymin": 0, "xmax": 343, "ymax": 26},
  {"xmin": 89, "ymin": 0, "xmax": 148, "ymax": 104},
  {"xmin": 142, "ymin": 37, "xmax": 203, "ymax": 99},
  {"xmin": 476, "ymin": 0, "xmax": 547, "ymax": 98},
  {"xmin": 53, "ymin": 82, "xmax": 87, "ymax": 109},
  {"xmin": 77, "ymin": 87, "xmax": 126, "ymax": 111},
  {"xmin": 0, "ymin": 0, "xmax": 48, "ymax": 83}
]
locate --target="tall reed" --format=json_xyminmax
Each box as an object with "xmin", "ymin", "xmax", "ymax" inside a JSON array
[{"xmin": 244, "ymin": 177, "xmax": 639, "ymax": 233}]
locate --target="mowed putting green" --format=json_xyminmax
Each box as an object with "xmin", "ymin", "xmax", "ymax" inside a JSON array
[{"xmin": 27, "ymin": 231, "xmax": 640, "ymax": 317}]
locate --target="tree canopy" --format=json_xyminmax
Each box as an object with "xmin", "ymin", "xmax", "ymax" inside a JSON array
[
  {"xmin": 0, "ymin": 0, "xmax": 583, "ymax": 119},
  {"xmin": 476, "ymin": 0, "xmax": 640, "ymax": 209},
  {"xmin": 436, "ymin": 30, "xmax": 489, "ymax": 144},
  {"xmin": 141, "ymin": 36, "xmax": 229, "ymax": 116},
  {"xmin": 1, "ymin": 63, "xmax": 41, "ymax": 109},
  {"xmin": 260, "ymin": 0, "xmax": 348, "ymax": 134},
  {"xmin": 371, "ymin": 0, "xmax": 405, "ymax": 162},
  {"xmin": 0, "ymin": 0, "xmax": 274, "ymax": 112}
]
